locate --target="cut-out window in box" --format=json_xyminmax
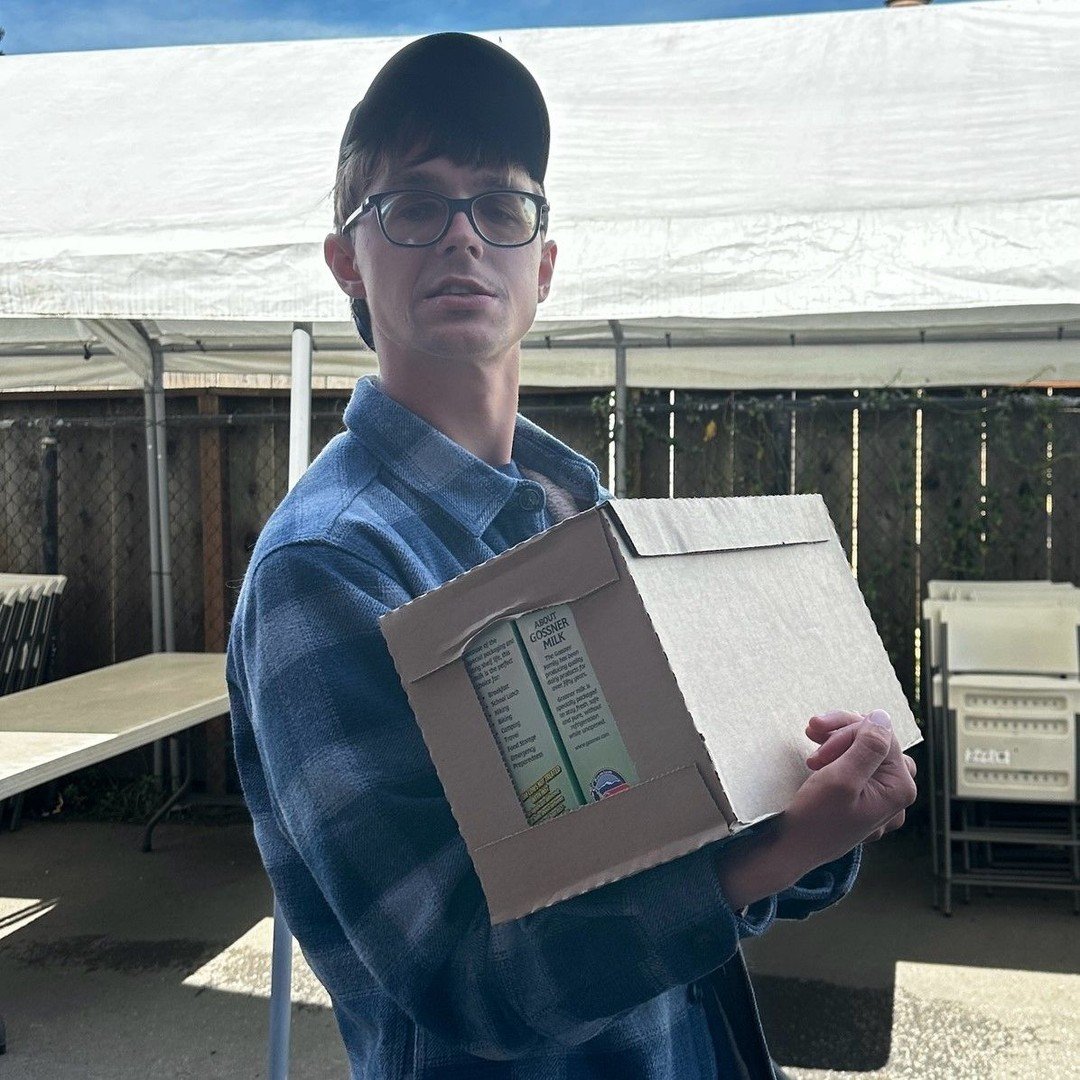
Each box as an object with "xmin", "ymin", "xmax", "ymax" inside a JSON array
[{"xmin": 464, "ymin": 603, "xmax": 638, "ymax": 826}]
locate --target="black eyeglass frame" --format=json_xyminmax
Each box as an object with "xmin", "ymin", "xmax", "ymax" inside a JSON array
[{"xmin": 340, "ymin": 189, "xmax": 550, "ymax": 248}]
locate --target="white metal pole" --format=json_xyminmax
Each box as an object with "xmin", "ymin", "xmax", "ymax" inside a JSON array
[
  {"xmin": 152, "ymin": 346, "xmax": 175, "ymax": 654},
  {"xmin": 142, "ymin": 382, "xmax": 163, "ymax": 650},
  {"xmin": 269, "ymin": 321, "xmax": 313, "ymax": 1080},
  {"xmin": 288, "ymin": 324, "xmax": 313, "ymax": 489},
  {"xmin": 150, "ymin": 346, "xmax": 180, "ymax": 790},
  {"xmin": 142, "ymin": 380, "xmax": 165, "ymax": 783},
  {"xmin": 610, "ymin": 320, "xmax": 627, "ymax": 498}
]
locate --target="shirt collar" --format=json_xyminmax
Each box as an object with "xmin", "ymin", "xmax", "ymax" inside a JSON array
[{"xmin": 343, "ymin": 376, "xmax": 602, "ymax": 537}]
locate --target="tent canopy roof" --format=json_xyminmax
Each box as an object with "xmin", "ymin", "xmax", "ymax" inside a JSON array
[{"xmin": 3, "ymin": 1, "xmax": 1079, "ymax": 388}]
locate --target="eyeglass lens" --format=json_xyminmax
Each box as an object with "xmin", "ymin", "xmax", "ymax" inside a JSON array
[{"xmin": 379, "ymin": 192, "xmax": 539, "ymax": 246}]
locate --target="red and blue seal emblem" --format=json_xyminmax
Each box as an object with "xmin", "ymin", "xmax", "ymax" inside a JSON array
[{"xmin": 589, "ymin": 769, "xmax": 630, "ymax": 801}]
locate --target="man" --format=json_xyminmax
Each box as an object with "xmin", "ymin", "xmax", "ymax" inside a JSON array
[{"xmin": 227, "ymin": 32, "xmax": 917, "ymax": 1079}]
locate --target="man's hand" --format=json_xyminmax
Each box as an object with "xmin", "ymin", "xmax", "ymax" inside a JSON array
[
  {"xmin": 715, "ymin": 709, "xmax": 917, "ymax": 911},
  {"xmin": 790, "ymin": 712, "xmax": 915, "ymax": 864}
]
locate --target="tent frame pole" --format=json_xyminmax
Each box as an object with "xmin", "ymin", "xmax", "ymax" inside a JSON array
[
  {"xmin": 142, "ymin": 380, "xmax": 163, "ymax": 653},
  {"xmin": 152, "ymin": 344, "xmax": 175, "ymax": 655},
  {"xmin": 151, "ymin": 344, "xmax": 179, "ymax": 790},
  {"xmin": 142, "ymin": 375, "xmax": 165, "ymax": 783},
  {"xmin": 610, "ymin": 320, "xmax": 627, "ymax": 497},
  {"xmin": 268, "ymin": 321, "xmax": 313, "ymax": 1080}
]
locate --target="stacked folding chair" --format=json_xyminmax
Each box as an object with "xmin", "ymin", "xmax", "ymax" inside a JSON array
[
  {"xmin": 922, "ymin": 580, "xmax": 1080, "ymax": 914},
  {"xmin": 0, "ymin": 574, "xmax": 67, "ymax": 831},
  {"xmin": 0, "ymin": 574, "xmax": 66, "ymax": 695}
]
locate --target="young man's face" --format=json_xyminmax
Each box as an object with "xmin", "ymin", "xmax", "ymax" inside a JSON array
[{"xmin": 329, "ymin": 154, "xmax": 556, "ymax": 367}]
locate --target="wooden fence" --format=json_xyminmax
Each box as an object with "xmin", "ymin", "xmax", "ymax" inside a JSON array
[{"xmin": 1, "ymin": 386, "xmax": 1077, "ymax": 787}]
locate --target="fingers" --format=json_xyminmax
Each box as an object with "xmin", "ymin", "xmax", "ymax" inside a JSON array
[
  {"xmin": 806, "ymin": 710, "xmax": 864, "ymax": 743},
  {"xmin": 806, "ymin": 723, "xmax": 860, "ymax": 770},
  {"xmin": 805, "ymin": 711, "xmax": 900, "ymax": 772},
  {"xmin": 824, "ymin": 716, "xmax": 894, "ymax": 786},
  {"xmin": 807, "ymin": 713, "xmax": 917, "ymax": 781}
]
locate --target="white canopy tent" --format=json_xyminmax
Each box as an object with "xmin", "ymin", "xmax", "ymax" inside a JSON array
[{"xmin": 2, "ymin": 0, "xmax": 1080, "ymax": 395}]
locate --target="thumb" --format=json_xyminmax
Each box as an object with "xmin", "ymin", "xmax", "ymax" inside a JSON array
[{"xmin": 830, "ymin": 716, "xmax": 892, "ymax": 784}]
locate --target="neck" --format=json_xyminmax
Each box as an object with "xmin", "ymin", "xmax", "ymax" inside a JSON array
[{"xmin": 377, "ymin": 350, "xmax": 520, "ymax": 466}]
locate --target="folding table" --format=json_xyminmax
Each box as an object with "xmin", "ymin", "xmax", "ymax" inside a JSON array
[{"xmin": 0, "ymin": 651, "xmax": 228, "ymax": 1054}]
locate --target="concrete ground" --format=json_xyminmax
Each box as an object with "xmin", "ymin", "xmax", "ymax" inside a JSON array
[
  {"xmin": 742, "ymin": 831, "xmax": 1080, "ymax": 1079},
  {"xmin": 0, "ymin": 817, "xmax": 1076, "ymax": 1079}
]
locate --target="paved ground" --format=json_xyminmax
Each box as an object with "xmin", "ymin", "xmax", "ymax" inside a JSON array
[
  {"xmin": 0, "ymin": 817, "xmax": 1076, "ymax": 1078},
  {"xmin": 742, "ymin": 830, "xmax": 1080, "ymax": 1078}
]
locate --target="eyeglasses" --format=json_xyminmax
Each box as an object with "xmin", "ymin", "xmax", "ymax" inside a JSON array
[{"xmin": 341, "ymin": 189, "xmax": 549, "ymax": 248}]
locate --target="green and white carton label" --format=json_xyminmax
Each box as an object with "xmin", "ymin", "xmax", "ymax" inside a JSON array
[
  {"xmin": 515, "ymin": 604, "xmax": 638, "ymax": 801},
  {"xmin": 465, "ymin": 604, "xmax": 639, "ymax": 825},
  {"xmin": 463, "ymin": 621, "xmax": 585, "ymax": 824}
]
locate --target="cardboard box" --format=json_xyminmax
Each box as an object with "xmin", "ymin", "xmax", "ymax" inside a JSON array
[{"xmin": 380, "ymin": 496, "xmax": 921, "ymax": 924}]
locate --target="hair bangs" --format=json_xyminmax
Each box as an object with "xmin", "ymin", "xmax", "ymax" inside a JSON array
[{"xmin": 335, "ymin": 111, "xmax": 543, "ymax": 230}]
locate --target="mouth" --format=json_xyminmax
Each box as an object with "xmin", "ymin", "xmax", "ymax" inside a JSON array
[{"xmin": 424, "ymin": 278, "xmax": 497, "ymax": 300}]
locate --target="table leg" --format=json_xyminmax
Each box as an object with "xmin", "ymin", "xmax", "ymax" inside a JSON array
[
  {"xmin": 6, "ymin": 793, "xmax": 24, "ymax": 832},
  {"xmin": 141, "ymin": 731, "xmax": 193, "ymax": 852}
]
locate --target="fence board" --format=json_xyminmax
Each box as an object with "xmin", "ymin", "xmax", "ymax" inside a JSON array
[
  {"xmin": 733, "ymin": 393, "xmax": 792, "ymax": 497},
  {"xmin": 856, "ymin": 397, "xmax": 917, "ymax": 706},
  {"xmin": 793, "ymin": 393, "xmax": 854, "ymax": 560},
  {"xmin": 632, "ymin": 389, "xmax": 672, "ymax": 498},
  {"xmin": 109, "ymin": 399, "xmax": 152, "ymax": 665},
  {"xmin": 56, "ymin": 400, "xmax": 115, "ymax": 674},
  {"xmin": 0, "ymin": 397, "xmax": 52, "ymax": 572},
  {"xmin": 673, "ymin": 391, "xmax": 734, "ymax": 497},
  {"xmin": 983, "ymin": 392, "xmax": 1051, "ymax": 580},
  {"xmin": 1050, "ymin": 400, "xmax": 1080, "ymax": 585},
  {"xmin": 520, "ymin": 391, "xmax": 609, "ymax": 485},
  {"xmin": 166, "ymin": 396, "xmax": 205, "ymax": 652},
  {"xmin": 919, "ymin": 391, "xmax": 986, "ymax": 589},
  {"xmin": 224, "ymin": 396, "xmax": 289, "ymax": 595}
]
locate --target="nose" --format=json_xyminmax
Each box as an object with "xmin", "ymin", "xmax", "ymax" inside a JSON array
[{"xmin": 439, "ymin": 208, "xmax": 484, "ymax": 255}]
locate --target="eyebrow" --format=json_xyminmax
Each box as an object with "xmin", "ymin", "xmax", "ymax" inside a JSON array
[{"xmin": 381, "ymin": 166, "xmax": 517, "ymax": 191}]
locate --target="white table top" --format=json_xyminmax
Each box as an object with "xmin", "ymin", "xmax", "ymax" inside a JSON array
[{"xmin": 0, "ymin": 652, "xmax": 228, "ymax": 800}]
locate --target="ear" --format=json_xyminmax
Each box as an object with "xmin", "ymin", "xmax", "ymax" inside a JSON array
[
  {"xmin": 537, "ymin": 238, "xmax": 557, "ymax": 303},
  {"xmin": 324, "ymin": 232, "xmax": 366, "ymax": 299}
]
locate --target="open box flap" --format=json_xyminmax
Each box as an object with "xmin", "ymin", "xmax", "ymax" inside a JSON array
[
  {"xmin": 605, "ymin": 495, "xmax": 835, "ymax": 558},
  {"xmin": 380, "ymin": 507, "xmax": 618, "ymax": 685},
  {"xmin": 605, "ymin": 519, "xmax": 921, "ymax": 824}
]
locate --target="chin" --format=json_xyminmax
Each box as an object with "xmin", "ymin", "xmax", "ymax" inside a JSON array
[{"xmin": 423, "ymin": 325, "xmax": 521, "ymax": 363}]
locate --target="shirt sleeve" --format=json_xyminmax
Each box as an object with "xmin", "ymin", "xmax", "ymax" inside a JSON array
[{"xmin": 228, "ymin": 539, "xmax": 856, "ymax": 1060}]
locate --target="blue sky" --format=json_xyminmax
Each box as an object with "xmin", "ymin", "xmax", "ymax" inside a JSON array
[{"xmin": 2, "ymin": 0, "xmax": 974, "ymax": 55}]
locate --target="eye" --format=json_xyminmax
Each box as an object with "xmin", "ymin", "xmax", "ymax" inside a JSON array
[
  {"xmin": 386, "ymin": 193, "xmax": 443, "ymax": 224},
  {"xmin": 478, "ymin": 194, "xmax": 527, "ymax": 224}
]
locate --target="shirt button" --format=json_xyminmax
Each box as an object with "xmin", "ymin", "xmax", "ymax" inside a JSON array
[{"xmin": 517, "ymin": 486, "xmax": 544, "ymax": 512}]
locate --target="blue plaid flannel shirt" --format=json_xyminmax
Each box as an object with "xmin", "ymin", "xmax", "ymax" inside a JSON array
[{"xmin": 227, "ymin": 376, "xmax": 860, "ymax": 1079}]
